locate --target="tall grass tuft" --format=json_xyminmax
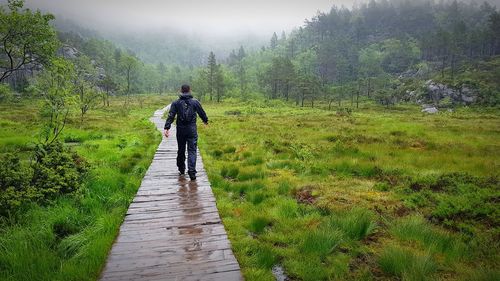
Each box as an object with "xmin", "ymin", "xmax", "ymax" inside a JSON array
[
  {"xmin": 220, "ymin": 165, "xmax": 240, "ymax": 179},
  {"xmin": 327, "ymin": 208, "xmax": 377, "ymax": 241},
  {"xmin": 378, "ymin": 245, "xmax": 437, "ymax": 281},
  {"xmin": 391, "ymin": 216, "xmax": 466, "ymax": 260},
  {"xmin": 254, "ymin": 245, "xmax": 278, "ymax": 269},
  {"xmin": 299, "ymin": 229, "xmax": 343, "ymax": 260},
  {"xmin": 248, "ymin": 216, "xmax": 271, "ymax": 234}
]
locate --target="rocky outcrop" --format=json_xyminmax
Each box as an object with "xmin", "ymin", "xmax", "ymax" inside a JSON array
[
  {"xmin": 424, "ymin": 80, "xmax": 478, "ymax": 105},
  {"xmin": 58, "ymin": 45, "xmax": 79, "ymax": 59}
]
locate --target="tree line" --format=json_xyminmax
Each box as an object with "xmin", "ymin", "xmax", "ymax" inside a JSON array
[{"xmin": 192, "ymin": 0, "xmax": 500, "ymax": 107}]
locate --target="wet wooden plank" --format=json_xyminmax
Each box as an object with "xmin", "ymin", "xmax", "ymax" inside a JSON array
[{"xmin": 99, "ymin": 106, "xmax": 242, "ymax": 281}]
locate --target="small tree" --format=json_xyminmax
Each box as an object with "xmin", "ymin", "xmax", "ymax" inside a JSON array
[
  {"xmin": 193, "ymin": 68, "xmax": 208, "ymax": 101},
  {"xmin": 0, "ymin": 0, "xmax": 58, "ymax": 82},
  {"xmin": 73, "ymin": 55, "xmax": 100, "ymax": 124},
  {"xmin": 118, "ymin": 54, "xmax": 139, "ymax": 106},
  {"xmin": 34, "ymin": 58, "xmax": 75, "ymax": 144},
  {"xmin": 296, "ymin": 73, "xmax": 320, "ymax": 107},
  {"xmin": 215, "ymin": 64, "xmax": 225, "ymax": 103},
  {"xmin": 98, "ymin": 75, "xmax": 117, "ymax": 107},
  {"xmin": 206, "ymin": 52, "xmax": 217, "ymax": 101}
]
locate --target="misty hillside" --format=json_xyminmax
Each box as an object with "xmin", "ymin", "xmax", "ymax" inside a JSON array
[{"xmin": 53, "ymin": 17, "xmax": 267, "ymax": 66}]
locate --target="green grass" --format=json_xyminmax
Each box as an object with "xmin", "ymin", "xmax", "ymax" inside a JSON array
[
  {"xmin": 1, "ymin": 97, "xmax": 499, "ymax": 280},
  {"xmin": 378, "ymin": 245, "xmax": 437, "ymax": 281},
  {"xmin": 327, "ymin": 208, "xmax": 377, "ymax": 241},
  {"xmin": 0, "ymin": 95, "xmax": 173, "ymax": 281},
  {"xmin": 197, "ymin": 100, "xmax": 499, "ymax": 280},
  {"xmin": 391, "ymin": 216, "xmax": 466, "ymax": 261}
]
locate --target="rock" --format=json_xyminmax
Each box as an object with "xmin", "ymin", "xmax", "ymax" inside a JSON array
[
  {"xmin": 398, "ymin": 69, "xmax": 418, "ymax": 79},
  {"xmin": 96, "ymin": 66, "xmax": 106, "ymax": 80},
  {"xmin": 272, "ymin": 265, "xmax": 288, "ymax": 281},
  {"xmin": 460, "ymin": 87, "xmax": 477, "ymax": 104},
  {"xmin": 423, "ymin": 80, "xmax": 479, "ymax": 105},
  {"xmin": 422, "ymin": 107, "xmax": 438, "ymax": 114},
  {"xmin": 58, "ymin": 45, "xmax": 79, "ymax": 59}
]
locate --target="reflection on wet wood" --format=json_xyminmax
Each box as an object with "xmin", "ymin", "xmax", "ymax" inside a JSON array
[{"xmin": 99, "ymin": 107, "xmax": 242, "ymax": 281}]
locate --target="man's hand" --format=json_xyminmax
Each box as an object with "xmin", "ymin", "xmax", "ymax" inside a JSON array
[{"xmin": 164, "ymin": 129, "xmax": 169, "ymax": 138}]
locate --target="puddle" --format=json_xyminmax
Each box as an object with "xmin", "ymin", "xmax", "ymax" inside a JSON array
[
  {"xmin": 272, "ymin": 265, "xmax": 288, "ymax": 281},
  {"xmin": 177, "ymin": 176, "xmax": 205, "ymax": 262}
]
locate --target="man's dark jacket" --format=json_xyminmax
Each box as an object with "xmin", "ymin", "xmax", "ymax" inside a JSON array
[{"xmin": 164, "ymin": 93, "xmax": 208, "ymax": 130}]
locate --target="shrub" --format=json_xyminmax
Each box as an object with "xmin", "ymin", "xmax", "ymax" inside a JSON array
[
  {"xmin": 31, "ymin": 142, "xmax": 88, "ymax": 200},
  {"xmin": 404, "ymin": 173, "xmax": 499, "ymax": 229},
  {"xmin": 0, "ymin": 83, "xmax": 13, "ymax": 102},
  {"xmin": 0, "ymin": 154, "xmax": 33, "ymax": 216}
]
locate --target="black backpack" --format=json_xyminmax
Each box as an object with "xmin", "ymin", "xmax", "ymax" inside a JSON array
[{"xmin": 179, "ymin": 99, "xmax": 196, "ymax": 124}]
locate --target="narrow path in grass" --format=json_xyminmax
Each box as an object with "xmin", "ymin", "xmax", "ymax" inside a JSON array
[{"xmin": 99, "ymin": 106, "xmax": 242, "ymax": 281}]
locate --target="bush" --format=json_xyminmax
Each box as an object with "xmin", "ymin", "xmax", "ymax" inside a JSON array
[
  {"xmin": 0, "ymin": 154, "xmax": 34, "ymax": 216},
  {"xmin": 0, "ymin": 83, "xmax": 13, "ymax": 102},
  {"xmin": 31, "ymin": 142, "xmax": 88, "ymax": 200},
  {"xmin": 404, "ymin": 173, "xmax": 499, "ymax": 230},
  {"xmin": 0, "ymin": 142, "xmax": 88, "ymax": 217}
]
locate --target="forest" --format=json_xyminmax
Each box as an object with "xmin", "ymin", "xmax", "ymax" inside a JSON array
[{"xmin": 0, "ymin": 0, "xmax": 499, "ymax": 280}]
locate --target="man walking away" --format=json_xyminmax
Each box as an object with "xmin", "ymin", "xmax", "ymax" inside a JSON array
[{"xmin": 164, "ymin": 85, "xmax": 209, "ymax": 180}]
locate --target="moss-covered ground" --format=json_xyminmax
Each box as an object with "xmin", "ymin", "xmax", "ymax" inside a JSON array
[{"xmin": 197, "ymin": 101, "xmax": 499, "ymax": 281}]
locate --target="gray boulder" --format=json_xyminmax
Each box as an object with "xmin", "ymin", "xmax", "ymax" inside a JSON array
[
  {"xmin": 421, "ymin": 106, "xmax": 439, "ymax": 114},
  {"xmin": 58, "ymin": 45, "xmax": 79, "ymax": 59},
  {"xmin": 424, "ymin": 80, "xmax": 478, "ymax": 105},
  {"xmin": 460, "ymin": 87, "xmax": 477, "ymax": 104}
]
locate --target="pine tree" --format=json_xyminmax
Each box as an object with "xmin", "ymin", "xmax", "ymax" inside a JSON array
[
  {"xmin": 207, "ymin": 52, "xmax": 217, "ymax": 101},
  {"xmin": 215, "ymin": 64, "xmax": 225, "ymax": 103},
  {"xmin": 237, "ymin": 46, "xmax": 246, "ymax": 60},
  {"xmin": 236, "ymin": 46, "xmax": 247, "ymax": 97},
  {"xmin": 280, "ymin": 31, "xmax": 287, "ymax": 42},
  {"xmin": 270, "ymin": 32, "xmax": 278, "ymax": 50}
]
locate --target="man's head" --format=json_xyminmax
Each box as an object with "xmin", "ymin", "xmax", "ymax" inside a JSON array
[{"xmin": 181, "ymin": 84, "xmax": 190, "ymax": 93}]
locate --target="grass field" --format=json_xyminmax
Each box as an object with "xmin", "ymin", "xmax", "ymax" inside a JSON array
[
  {"xmin": 196, "ymin": 100, "xmax": 499, "ymax": 280},
  {"xmin": 0, "ymin": 95, "xmax": 173, "ymax": 281},
  {"xmin": 0, "ymin": 97, "xmax": 498, "ymax": 281}
]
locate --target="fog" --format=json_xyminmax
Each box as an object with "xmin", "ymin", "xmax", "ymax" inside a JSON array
[
  {"xmin": 5, "ymin": 0, "xmax": 499, "ymax": 64},
  {"xmin": 21, "ymin": 0, "xmax": 357, "ymax": 36}
]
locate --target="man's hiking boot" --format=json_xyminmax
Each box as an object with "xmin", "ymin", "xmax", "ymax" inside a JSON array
[
  {"xmin": 179, "ymin": 170, "xmax": 185, "ymax": 176},
  {"xmin": 188, "ymin": 173, "xmax": 196, "ymax": 181}
]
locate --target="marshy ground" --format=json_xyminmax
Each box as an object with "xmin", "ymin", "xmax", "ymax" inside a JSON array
[
  {"xmin": 197, "ymin": 100, "xmax": 499, "ymax": 281},
  {"xmin": 0, "ymin": 97, "xmax": 498, "ymax": 281}
]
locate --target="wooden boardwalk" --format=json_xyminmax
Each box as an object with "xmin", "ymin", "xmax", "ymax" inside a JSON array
[{"xmin": 99, "ymin": 107, "xmax": 242, "ymax": 281}]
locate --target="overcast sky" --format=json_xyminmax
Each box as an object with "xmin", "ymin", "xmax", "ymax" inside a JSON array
[{"xmin": 20, "ymin": 0, "xmax": 357, "ymax": 36}]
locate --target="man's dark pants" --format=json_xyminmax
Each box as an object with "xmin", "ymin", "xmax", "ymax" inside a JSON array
[{"xmin": 176, "ymin": 125, "xmax": 197, "ymax": 176}]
